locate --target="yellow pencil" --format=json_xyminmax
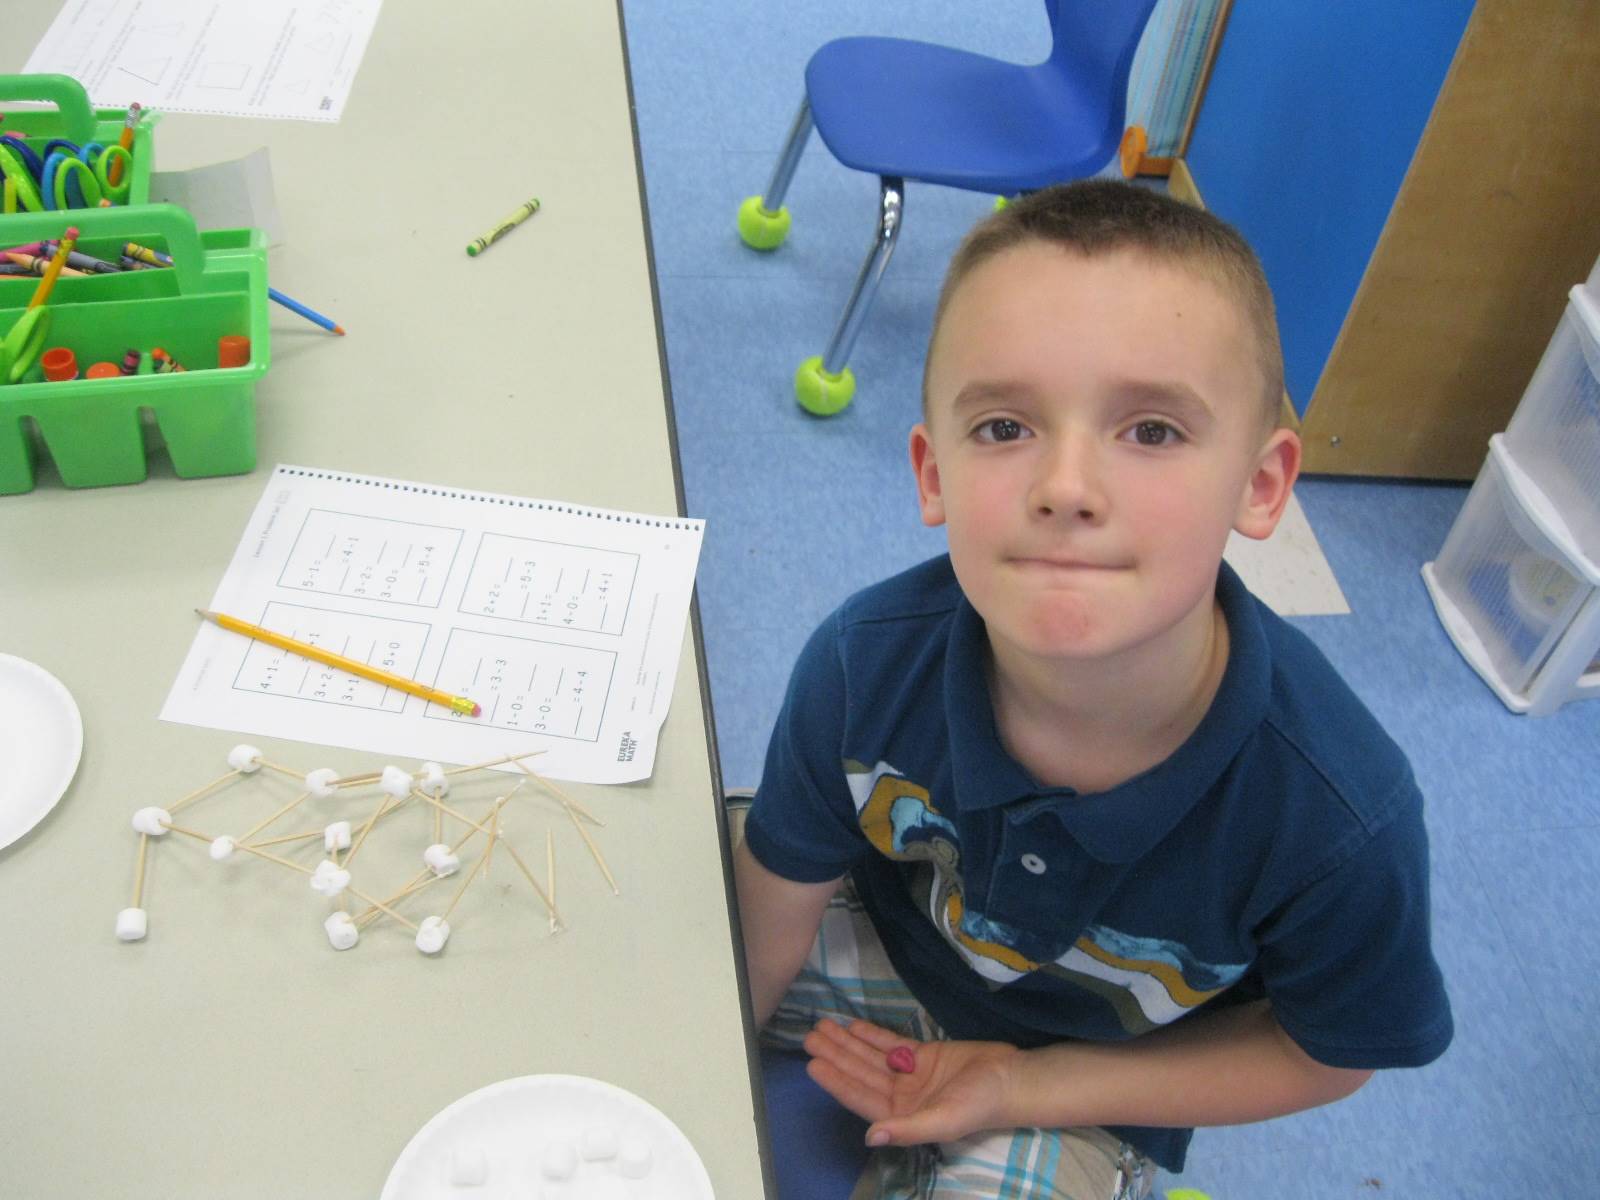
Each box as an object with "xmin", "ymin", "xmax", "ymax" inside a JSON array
[
  {"xmin": 28, "ymin": 225, "xmax": 78, "ymax": 310},
  {"xmin": 195, "ymin": 608, "xmax": 481, "ymax": 717}
]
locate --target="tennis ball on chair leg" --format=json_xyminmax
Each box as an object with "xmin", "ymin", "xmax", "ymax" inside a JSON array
[
  {"xmin": 737, "ymin": 195, "xmax": 792, "ymax": 250},
  {"xmin": 794, "ymin": 356, "xmax": 855, "ymax": 416}
]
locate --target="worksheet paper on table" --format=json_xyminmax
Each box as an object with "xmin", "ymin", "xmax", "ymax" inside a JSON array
[
  {"xmin": 23, "ymin": 0, "xmax": 383, "ymax": 123},
  {"xmin": 161, "ymin": 466, "xmax": 705, "ymax": 784}
]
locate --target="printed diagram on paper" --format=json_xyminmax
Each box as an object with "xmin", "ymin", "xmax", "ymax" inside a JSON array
[
  {"xmin": 162, "ymin": 466, "xmax": 705, "ymax": 783},
  {"xmin": 23, "ymin": 0, "xmax": 384, "ymax": 122}
]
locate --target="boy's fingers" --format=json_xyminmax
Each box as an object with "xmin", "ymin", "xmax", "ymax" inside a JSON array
[
  {"xmin": 811, "ymin": 1018, "xmax": 894, "ymax": 1073},
  {"xmin": 806, "ymin": 1056, "xmax": 893, "ymax": 1123},
  {"xmin": 843, "ymin": 1019, "xmax": 918, "ymax": 1054},
  {"xmin": 804, "ymin": 1023, "xmax": 892, "ymax": 1090},
  {"xmin": 867, "ymin": 1102, "xmax": 965, "ymax": 1148}
]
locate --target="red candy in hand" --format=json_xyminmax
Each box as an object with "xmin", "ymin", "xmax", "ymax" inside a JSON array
[{"xmin": 886, "ymin": 1046, "xmax": 917, "ymax": 1074}]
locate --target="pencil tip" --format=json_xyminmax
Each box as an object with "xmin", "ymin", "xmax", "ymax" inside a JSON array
[{"xmin": 333, "ymin": 326, "xmax": 346, "ymax": 336}]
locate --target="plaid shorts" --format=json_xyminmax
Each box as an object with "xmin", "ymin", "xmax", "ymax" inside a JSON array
[{"xmin": 763, "ymin": 882, "xmax": 1158, "ymax": 1200}]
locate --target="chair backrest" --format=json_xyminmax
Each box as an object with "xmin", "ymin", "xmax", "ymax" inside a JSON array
[{"xmin": 1045, "ymin": 0, "xmax": 1161, "ymax": 114}]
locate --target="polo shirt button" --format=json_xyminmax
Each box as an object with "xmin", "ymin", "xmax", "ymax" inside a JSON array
[{"xmin": 1020, "ymin": 853, "xmax": 1046, "ymax": 875}]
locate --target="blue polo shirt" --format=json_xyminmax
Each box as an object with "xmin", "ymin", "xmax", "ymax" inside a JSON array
[{"xmin": 744, "ymin": 555, "xmax": 1452, "ymax": 1171}]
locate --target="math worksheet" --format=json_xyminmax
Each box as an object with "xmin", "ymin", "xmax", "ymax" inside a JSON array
[
  {"xmin": 24, "ymin": 0, "xmax": 383, "ymax": 122},
  {"xmin": 162, "ymin": 466, "xmax": 706, "ymax": 783}
]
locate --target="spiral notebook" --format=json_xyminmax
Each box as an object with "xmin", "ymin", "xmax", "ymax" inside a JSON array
[{"xmin": 161, "ymin": 465, "xmax": 705, "ymax": 783}]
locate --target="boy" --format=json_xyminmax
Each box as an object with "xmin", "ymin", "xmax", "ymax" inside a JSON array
[{"xmin": 734, "ymin": 181, "xmax": 1452, "ymax": 1199}]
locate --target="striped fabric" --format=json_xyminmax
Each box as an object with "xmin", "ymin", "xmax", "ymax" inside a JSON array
[{"xmin": 764, "ymin": 884, "xmax": 1157, "ymax": 1200}]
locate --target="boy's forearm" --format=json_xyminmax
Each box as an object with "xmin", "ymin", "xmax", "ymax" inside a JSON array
[{"xmin": 997, "ymin": 1001, "xmax": 1371, "ymax": 1132}]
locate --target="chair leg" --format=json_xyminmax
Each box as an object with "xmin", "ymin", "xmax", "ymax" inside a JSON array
[
  {"xmin": 760, "ymin": 98, "xmax": 813, "ymax": 212},
  {"xmin": 822, "ymin": 176, "xmax": 904, "ymax": 376},
  {"xmin": 739, "ymin": 98, "xmax": 812, "ymax": 252}
]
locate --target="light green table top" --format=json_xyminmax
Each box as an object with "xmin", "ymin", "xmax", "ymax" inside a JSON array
[{"xmin": 0, "ymin": 3, "xmax": 770, "ymax": 1196}]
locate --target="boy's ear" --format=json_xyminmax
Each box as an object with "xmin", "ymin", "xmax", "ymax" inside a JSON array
[
  {"xmin": 1234, "ymin": 427, "xmax": 1302, "ymax": 541},
  {"xmin": 909, "ymin": 423, "xmax": 947, "ymax": 528}
]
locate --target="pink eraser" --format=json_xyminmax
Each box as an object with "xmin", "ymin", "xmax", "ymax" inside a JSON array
[{"xmin": 886, "ymin": 1046, "xmax": 916, "ymax": 1075}]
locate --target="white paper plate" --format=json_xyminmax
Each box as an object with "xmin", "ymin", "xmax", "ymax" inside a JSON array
[
  {"xmin": 382, "ymin": 1073, "xmax": 715, "ymax": 1200},
  {"xmin": 0, "ymin": 655, "xmax": 83, "ymax": 851}
]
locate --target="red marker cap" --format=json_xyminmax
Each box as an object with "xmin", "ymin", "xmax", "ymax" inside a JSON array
[
  {"xmin": 217, "ymin": 334, "xmax": 251, "ymax": 368},
  {"xmin": 85, "ymin": 361, "xmax": 122, "ymax": 380},
  {"xmin": 41, "ymin": 346, "xmax": 78, "ymax": 382}
]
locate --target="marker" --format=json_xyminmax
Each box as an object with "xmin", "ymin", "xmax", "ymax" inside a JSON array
[
  {"xmin": 195, "ymin": 608, "xmax": 482, "ymax": 717},
  {"xmin": 466, "ymin": 197, "xmax": 540, "ymax": 257}
]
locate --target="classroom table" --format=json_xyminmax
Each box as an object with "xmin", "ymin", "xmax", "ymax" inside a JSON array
[{"xmin": 0, "ymin": 3, "xmax": 773, "ymax": 1197}]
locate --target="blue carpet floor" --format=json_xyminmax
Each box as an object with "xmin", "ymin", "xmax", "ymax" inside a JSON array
[{"xmin": 621, "ymin": 4, "xmax": 1600, "ymax": 1197}]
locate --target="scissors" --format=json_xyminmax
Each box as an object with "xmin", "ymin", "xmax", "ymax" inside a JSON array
[{"xmin": 0, "ymin": 134, "xmax": 131, "ymax": 212}]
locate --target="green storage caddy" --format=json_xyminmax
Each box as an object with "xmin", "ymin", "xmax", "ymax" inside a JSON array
[
  {"xmin": 0, "ymin": 203, "xmax": 270, "ymax": 493},
  {"xmin": 0, "ymin": 74, "xmax": 154, "ymax": 209}
]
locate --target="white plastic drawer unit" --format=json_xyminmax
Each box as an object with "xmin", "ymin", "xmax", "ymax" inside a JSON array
[
  {"xmin": 1503, "ymin": 286, "xmax": 1600, "ymax": 565},
  {"xmin": 1423, "ymin": 437, "xmax": 1600, "ymax": 715}
]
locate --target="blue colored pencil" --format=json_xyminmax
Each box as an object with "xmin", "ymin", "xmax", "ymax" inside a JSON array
[
  {"xmin": 124, "ymin": 242, "xmax": 345, "ymax": 335},
  {"xmin": 267, "ymin": 287, "xmax": 346, "ymax": 336}
]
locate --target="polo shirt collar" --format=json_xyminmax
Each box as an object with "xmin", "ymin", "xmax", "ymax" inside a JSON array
[{"xmin": 942, "ymin": 562, "xmax": 1272, "ymax": 862}]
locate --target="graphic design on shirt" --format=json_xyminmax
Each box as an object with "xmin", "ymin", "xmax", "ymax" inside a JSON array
[{"xmin": 845, "ymin": 759, "xmax": 1248, "ymax": 1034}]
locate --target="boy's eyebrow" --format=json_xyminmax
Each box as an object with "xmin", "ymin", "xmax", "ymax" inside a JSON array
[
  {"xmin": 949, "ymin": 381, "xmax": 1034, "ymax": 413},
  {"xmin": 1109, "ymin": 378, "xmax": 1217, "ymax": 425}
]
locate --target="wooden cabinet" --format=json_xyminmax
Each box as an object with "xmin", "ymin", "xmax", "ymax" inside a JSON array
[{"xmin": 1182, "ymin": 0, "xmax": 1600, "ymax": 480}]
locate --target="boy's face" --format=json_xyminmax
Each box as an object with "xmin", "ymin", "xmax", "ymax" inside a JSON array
[{"xmin": 912, "ymin": 242, "xmax": 1299, "ymax": 666}]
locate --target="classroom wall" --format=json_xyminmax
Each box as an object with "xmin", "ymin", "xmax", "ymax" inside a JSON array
[{"xmin": 1184, "ymin": 1, "xmax": 1476, "ymax": 415}]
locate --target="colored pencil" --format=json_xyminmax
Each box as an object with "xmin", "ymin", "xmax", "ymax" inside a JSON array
[
  {"xmin": 195, "ymin": 608, "xmax": 481, "ymax": 716},
  {"xmin": 267, "ymin": 286, "xmax": 346, "ymax": 335},
  {"xmin": 27, "ymin": 226, "xmax": 78, "ymax": 308}
]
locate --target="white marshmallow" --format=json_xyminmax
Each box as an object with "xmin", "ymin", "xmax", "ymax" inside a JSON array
[
  {"xmin": 209, "ymin": 835, "xmax": 236, "ymax": 861},
  {"xmin": 539, "ymin": 1140, "xmax": 578, "ymax": 1181},
  {"xmin": 131, "ymin": 807, "xmax": 171, "ymax": 836},
  {"xmin": 323, "ymin": 821, "xmax": 352, "ymax": 852},
  {"xmin": 415, "ymin": 915, "xmax": 450, "ymax": 955},
  {"xmin": 309, "ymin": 859, "xmax": 352, "ymax": 897},
  {"xmin": 324, "ymin": 911, "xmax": 359, "ymax": 951},
  {"xmin": 305, "ymin": 767, "xmax": 340, "ymax": 798},
  {"xmin": 422, "ymin": 843, "xmax": 460, "ymax": 877},
  {"xmin": 417, "ymin": 761, "xmax": 450, "ymax": 797},
  {"xmin": 448, "ymin": 1144, "xmax": 488, "ymax": 1186},
  {"xmin": 227, "ymin": 744, "xmax": 263, "ymax": 773},
  {"xmin": 579, "ymin": 1124, "xmax": 619, "ymax": 1161},
  {"xmin": 379, "ymin": 765, "xmax": 414, "ymax": 798},
  {"xmin": 115, "ymin": 907, "xmax": 148, "ymax": 941},
  {"xmin": 617, "ymin": 1136, "xmax": 653, "ymax": 1179}
]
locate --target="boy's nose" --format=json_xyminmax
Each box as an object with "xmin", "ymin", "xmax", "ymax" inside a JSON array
[{"xmin": 1028, "ymin": 436, "xmax": 1105, "ymax": 522}]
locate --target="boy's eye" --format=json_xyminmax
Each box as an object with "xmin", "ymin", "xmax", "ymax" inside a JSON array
[
  {"xmin": 976, "ymin": 418, "xmax": 1028, "ymax": 443},
  {"xmin": 1128, "ymin": 420, "xmax": 1181, "ymax": 447}
]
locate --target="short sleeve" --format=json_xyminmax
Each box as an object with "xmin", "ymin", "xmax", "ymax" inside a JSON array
[
  {"xmin": 742, "ymin": 613, "xmax": 870, "ymax": 883},
  {"xmin": 1254, "ymin": 781, "xmax": 1454, "ymax": 1069}
]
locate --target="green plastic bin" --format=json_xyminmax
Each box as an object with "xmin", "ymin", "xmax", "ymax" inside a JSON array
[
  {"xmin": 0, "ymin": 204, "xmax": 269, "ymax": 494},
  {"xmin": 0, "ymin": 74, "xmax": 154, "ymax": 211}
]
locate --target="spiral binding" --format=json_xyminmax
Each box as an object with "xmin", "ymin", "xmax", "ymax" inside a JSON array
[{"xmin": 273, "ymin": 465, "xmax": 703, "ymax": 531}]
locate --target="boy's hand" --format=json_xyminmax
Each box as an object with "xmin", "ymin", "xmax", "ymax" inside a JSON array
[{"xmin": 802, "ymin": 1017, "xmax": 1020, "ymax": 1147}]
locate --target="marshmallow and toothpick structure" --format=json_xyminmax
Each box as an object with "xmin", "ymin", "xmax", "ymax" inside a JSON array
[{"xmin": 118, "ymin": 745, "xmax": 592, "ymax": 951}]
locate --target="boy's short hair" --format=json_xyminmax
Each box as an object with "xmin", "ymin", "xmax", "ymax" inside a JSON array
[{"xmin": 924, "ymin": 180, "xmax": 1284, "ymax": 431}]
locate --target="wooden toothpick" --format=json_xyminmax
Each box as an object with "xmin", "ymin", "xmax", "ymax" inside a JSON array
[
  {"xmin": 131, "ymin": 832, "xmax": 150, "ymax": 908},
  {"xmin": 440, "ymin": 832, "xmax": 496, "ymax": 924},
  {"xmin": 546, "ymin": 830, "xmax": 556, "ymax": 933},
  {"xmin": 514, "ymin": 759, "xmax": 603, "ymax": 826},
  {"xmin": 343, "ymin": 790, "xmax": 406, "ymax": 867},
  {"xmin": 498, "ymin": 835, "xmax": 563, "ymax": 927},
  {"xmin": 563, "ymin": 802, "xmax": 619, "ymax": 895},
  {"xmin": 246, "ymin": 828, "xmax": 327, "ymax": 850},
  {"xmin": 443, "ymin": 749, "xmax": 546, "ymax": 777},
  {"xmin": 168, "ymin": 769, "xmax": 245, "ymax": 816},
  {"xmin": 254, "ymin": 760, "xmax": 308, "ymax": 783},
  {"xmin": 235, "ymin": 790, "xmax": 313, "ymax": 845}
]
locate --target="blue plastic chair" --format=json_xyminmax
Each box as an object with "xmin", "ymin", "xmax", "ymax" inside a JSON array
[{"xmin": 737, "ymin": 1, "xmax": 1159, "ymax": 416}]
